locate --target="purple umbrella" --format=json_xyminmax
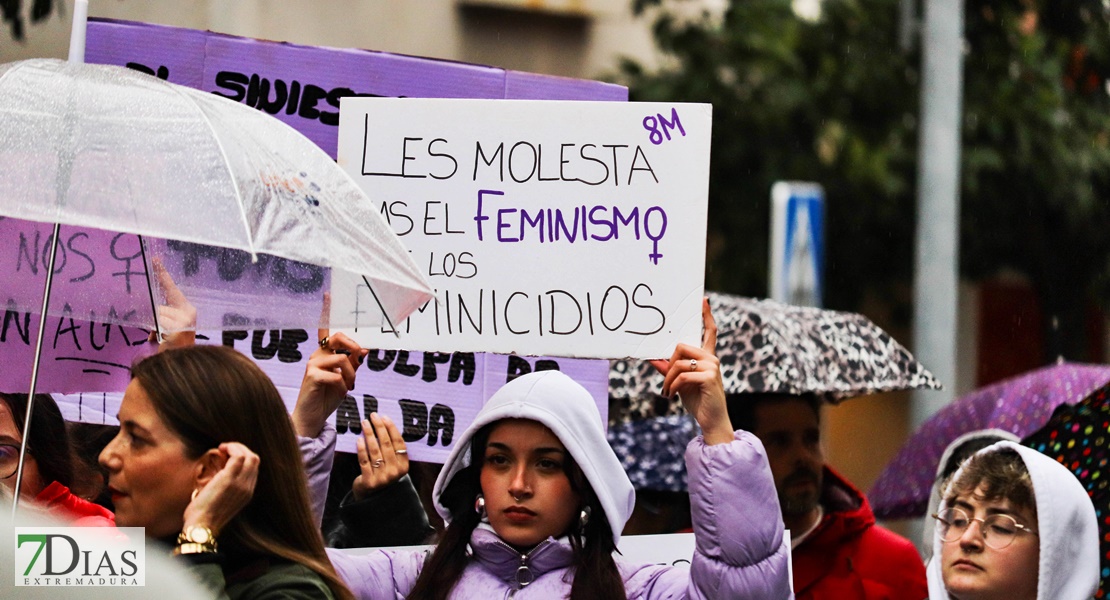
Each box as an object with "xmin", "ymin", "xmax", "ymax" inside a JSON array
[{"xmin": 869, "ymin": 362, "xmax": 1110, "ymax": 519}]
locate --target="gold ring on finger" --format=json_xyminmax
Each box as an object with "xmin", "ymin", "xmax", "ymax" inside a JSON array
[{"xmin": 318, "ymin": 336, "xmax": 329, "ymax": 349}]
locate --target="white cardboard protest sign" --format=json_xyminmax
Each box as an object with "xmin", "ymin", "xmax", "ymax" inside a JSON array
[
  {"xmin": 334, "ymin": 99, "xmax": 712, "ymax": 360},
  {"xmin": 53, "ymin": 329, "xmax": 610, "ymax": 464}
]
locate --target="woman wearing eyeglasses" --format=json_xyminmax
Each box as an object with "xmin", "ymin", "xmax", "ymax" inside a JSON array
[
  {"xmin": 927, "ymin": 441, "xmax": 1098, "ymax": 600},
  {"xmin": 0, "ymin": 393, "xmax": 115, "ymax": 526}
]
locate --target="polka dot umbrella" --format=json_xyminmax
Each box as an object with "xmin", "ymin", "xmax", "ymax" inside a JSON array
[
  {"xmin": 869, "ymin": 363, "xmax": 1110, "ymax": 520},
  {"xmin": 1023, "ymin": 381, "xmax": 1110, "ymax": 598}
]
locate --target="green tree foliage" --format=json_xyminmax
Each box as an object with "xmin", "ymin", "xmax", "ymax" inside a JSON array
[{"xmin": 619, "ymin": 0, "xmax": 1110, "ymax": 359}]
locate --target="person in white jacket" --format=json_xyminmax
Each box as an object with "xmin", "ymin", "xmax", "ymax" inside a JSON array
[{"xmin": 926, "ymin": 440, "xmax": 1099, "ymax": 600}]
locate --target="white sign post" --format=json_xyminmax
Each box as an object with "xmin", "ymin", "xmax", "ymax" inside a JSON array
[
  {"xmin": 334, "ymin": 99, "xmax": 712, "ymax": 359},
  {"xmin": 769, "ymin": 182, "xmax": 825, "ymax": 308}
]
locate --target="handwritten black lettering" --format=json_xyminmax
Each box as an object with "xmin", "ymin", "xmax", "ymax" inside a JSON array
[
  {"xmin": 212, "ymin": 71, "xmax": 381, "ymax": 126},
  {"xmin": 1, "ymin": 308, "xmax": 30, "ymax": 345},
  {"xmin": 506, "ymin": 356, "xmax": 561, "ymax": 382},
  {"xmin": 447, "ymin": 353, "xmax": 476, "ymax": 385},
  {"xmin": 251, "ymin": 330, "xmax": 281, "ymax": 360},
  {"xmin": 66, "ymin": 233, "xmax": 95, "ymax": 283},
  {"xmin": 471, "ymin": 141, "xmax": 655, "ymax": 187},
  {"xmin": 363, "ymin": 395, "xmax": 379, "ymax": 421},
  {"xmin": 364, "ymin": 349, "xmax": 397, "ymax": 372},
  {"xmin": 276, "ymin": 329, "xmax": 308, "ymax": 362},
  {"xmin": 402, "ymin": 285, "xmax": 664, "ymax": 338},
  {"xmin": 125, "ymin": 62, "xmax": 169, "ymax": 80},
  {"xmin": 393, "ymin": 351, "xmax": 420, "ymax": 377},
  {"xmin": 53, "ymin": 309, "xmax": 81, "ymax": 351},
  {"xmin": 427, "ymin": 404, "xmax": 454, "ymax": 447},
  {"xmin": 421, "ymin": 352, "xmax": 452, "ymax": 383},
  {"xmin": 109, "ymin": 234, "xmax": 143, "ymax": 295},
  {"xmin": 381, "ymin": 201, "xmax": 415, "ymax": 236},
  {"xmin": 335, "ymin": 395, "xmax": 361, "ymax": 435},
  {"xmin": 223, "ymin": 330, "xmax": 249, "ymax": 347},
  {"xmin": 166, "ymin": 241, "xmax": 324, "ymax": 294},
  {"xmin": 506, "ymin": 355, "xmax": 531, "ymax": 381},
  {"xmin": 398, "ymin": 399, "xmax": 428, "ymax": 443}
]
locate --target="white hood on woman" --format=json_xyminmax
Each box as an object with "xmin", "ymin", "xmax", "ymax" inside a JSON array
[
  {"xmin": 926, "ymin": 441, "xmax": 1099, "ymax": 599},
  {"xmin": 922, "ymin": 429, "xmax": 1021, "ymax": 560},
  {"xmin": 431, "ymin": 370, "xmax": 635, "ymax": 546}
]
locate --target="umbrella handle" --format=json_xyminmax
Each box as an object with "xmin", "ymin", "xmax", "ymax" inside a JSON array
[{"xmin": 68, "ymin": 0, "xmax": 88, "ymax": 64}]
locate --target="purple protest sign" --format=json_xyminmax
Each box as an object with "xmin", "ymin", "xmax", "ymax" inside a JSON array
[
  {"xmin": 504, "ymin": 70, "xmax": 628, "ymax": 101},
  {"xmin": 0, "ymin": 219, "xmax": 154, "ymax": 327},
  {"xmin": 0, "ymin": 217, "xmax": 155, "ymax": 393},
  {"xmin": 0, "ymin": 316, "xmax": 151, "ymax": 394},
  {"xmin": 85, "ymin": 19, "xmax": 626, "ymax": 160},
  {"xmin": 0, "ymin": 216, "xmax": 331, "ymax": 393},
  {"xmin": 84, "ymin": 18, "xmax": 206, "ymax": 88},
  {"xmin": 54, "ymin": 332, "xmax": 610, "ymax": 464}
]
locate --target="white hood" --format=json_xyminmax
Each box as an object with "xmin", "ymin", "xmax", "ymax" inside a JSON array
[
  {"xmin": 922, "ymin": 429, "xmax": 1021, "ymax": 560},
  {"xmin": 431, "ymin": 370, "xmax": 635, "ymax": 546},
  {"xmin": 926, "ymin": 441, "xmax": 1099, "ymax": 600}
]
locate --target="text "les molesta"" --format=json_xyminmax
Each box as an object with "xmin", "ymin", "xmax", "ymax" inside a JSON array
[{"xmin": 360, "ymin": 135, "xmax": 659, "ymax": 187}]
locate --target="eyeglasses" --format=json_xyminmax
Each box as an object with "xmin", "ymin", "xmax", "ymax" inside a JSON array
[
  {"xmin": 932, "ymin": 507, "xmax": 1038, "ymax": 549},
  {"xmin": 0, "ymin": 443, "xmax": 24, "ymax": 480}
]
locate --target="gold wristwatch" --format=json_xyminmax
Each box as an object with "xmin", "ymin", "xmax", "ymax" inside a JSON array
[{"xmin": 174, "ymin": 525, "xmax": 218, "ymax": 555}]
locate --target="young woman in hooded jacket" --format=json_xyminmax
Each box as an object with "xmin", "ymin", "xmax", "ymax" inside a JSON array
[
  {"xmin": 312, "ymin": 299, "xmax": 792, "ymax": 599},
  {"xmin": 926, "ymin": 441, "xmax": 1099, "ymax": 600}
]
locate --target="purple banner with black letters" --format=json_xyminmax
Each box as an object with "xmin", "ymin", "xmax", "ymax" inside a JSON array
[
  {"xmin": 85, "ymin": 18, "xmax": 626, "ymax": 159},
  {"xmin": 55, "ymin": 335, "xmax": 610, "ymax": 464}
]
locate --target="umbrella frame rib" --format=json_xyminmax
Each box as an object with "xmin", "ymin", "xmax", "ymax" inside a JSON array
[{"xmin": 12, "ymin": 223, "xmax": 62, "ymax": 516}]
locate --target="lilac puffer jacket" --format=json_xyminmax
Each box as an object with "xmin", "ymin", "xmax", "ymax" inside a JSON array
[{"xmin": 320, "ymin": 430, "xmax": 791, "ymax": 599}]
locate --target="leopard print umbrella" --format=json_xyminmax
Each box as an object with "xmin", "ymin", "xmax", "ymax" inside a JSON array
[{"xmin": 608, "ymin": 292, "xmax": 941, "ymax": 423}]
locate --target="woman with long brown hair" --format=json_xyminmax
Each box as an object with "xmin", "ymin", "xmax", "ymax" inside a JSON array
[{"xmin": 99, "ymin": 344, "xmax": 354, "ymax": 600}]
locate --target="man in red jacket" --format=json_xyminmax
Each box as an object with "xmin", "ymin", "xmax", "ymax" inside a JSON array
[{"xmin": 727, "ymin": 393, "xmax": 927, "ymax": 599}]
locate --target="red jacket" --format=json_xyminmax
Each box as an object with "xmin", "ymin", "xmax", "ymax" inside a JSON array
[
  {"xmin": 36, "ymin": 481, "xmax": 115, "ymax": 527},
  {"xmin": 793, "ymin": 466, "xmax": 926, "ymax": 600}
]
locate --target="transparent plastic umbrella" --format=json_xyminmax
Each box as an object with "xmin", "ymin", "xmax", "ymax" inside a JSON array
[
  {"xmin": 0, "ymin": 56, "xmax": 433, "ymax": 511},
  {"xmin": 0, "ymin": 58, "xmax": 432, "ymax": 334}
]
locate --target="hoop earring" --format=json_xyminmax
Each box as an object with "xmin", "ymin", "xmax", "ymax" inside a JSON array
[
  {"xmin": 475, "ymin": 494, "xmax": 487, "ymax": 521},
  {"xmin": 191, "ymin": 488, "xmax": 199, "ymax": 502}
]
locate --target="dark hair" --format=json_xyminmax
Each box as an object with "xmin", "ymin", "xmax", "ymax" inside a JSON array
[
  {"xmin": 1, "ymin": 393, "xmax": 74, "ymax": 492},
  {"xmin": 726, "ymin": 392, "xmax": 821, "ymax": 433},
  {"xmin": 66, "ymin": 422, "xmax": 118, "ymax": 509},
  {"xmin": 131, "ymin": 346, "xmax": 353, "ymax": 600},
  {"xmin": 407, "ymin": 421, "xmax": 627, "ymax": 600},
  {"xmin": 943, "ymin": 448, "xmax": 1037, "ymax": 521}
]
